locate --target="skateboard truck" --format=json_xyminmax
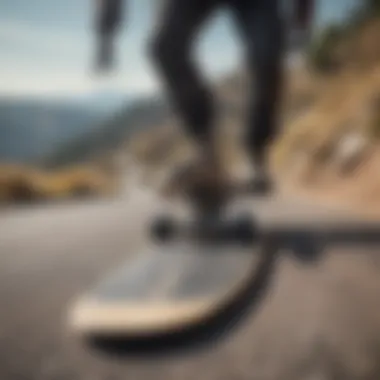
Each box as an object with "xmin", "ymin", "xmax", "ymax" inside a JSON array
[
  {"xmin": 151, "ymin": 181, "xmax": 259, "ymax": 245},
  {"xmin": 151, "ymin": 213, "xmax": 258, "ymax": 245}
]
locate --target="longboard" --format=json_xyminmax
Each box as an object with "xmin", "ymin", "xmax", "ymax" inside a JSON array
[
  {"xmin": 68, "ymin": 241, "xmax": 265, "ymax": 337},
  {"xmin": 67, "ymin": 191, "xmax": 380, "ymax": 341},
  {"xmin": 68, "ymin": 189, "xmax": 266, "ymax": 339}
]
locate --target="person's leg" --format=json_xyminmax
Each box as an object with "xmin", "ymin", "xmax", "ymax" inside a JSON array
[
  {"xmin": 149, "ymin": 0, "xmax": 220, "ymax": 154},
  {"xmin": 229, "ymin": 0, "xmax": 285, "ymax": 189},
  {"xmin": 149, "ymin": 0, "xmax": 231, "ymax": 206}
]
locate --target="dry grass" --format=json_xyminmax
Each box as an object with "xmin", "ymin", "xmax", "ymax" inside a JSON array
[
  {"xmin": 123, "ymin": 62, "xmax": 380, "ymax": 193},
  {"xmin": 273, "ymin": 66, "xmax": 380, "ymax": 173},
  {"xmin": 0, "ymin": 164, "xmax": 115, "ymax": 205}
]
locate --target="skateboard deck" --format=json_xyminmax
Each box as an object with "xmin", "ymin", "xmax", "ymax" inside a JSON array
[
  {"xmin": 68, "ymin": 241, "xmax": 263, "ymax": 337},
  {"xmin": 67, "ymin": 192, "xmax": 375, "ymax": 340}
]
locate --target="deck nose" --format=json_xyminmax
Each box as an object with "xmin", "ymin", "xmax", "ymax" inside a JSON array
[{"xmin": 67, "ymin": 244, "xmax": 257, "ymax": 337}]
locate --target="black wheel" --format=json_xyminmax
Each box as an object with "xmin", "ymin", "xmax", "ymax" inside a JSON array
[
  {"xmin": 229, "ymin": 214, "xmax": 257, "ymax": 245},
  {"xmin": 150, "ymin": 215, "xmax": 178, "ymax": 243}
]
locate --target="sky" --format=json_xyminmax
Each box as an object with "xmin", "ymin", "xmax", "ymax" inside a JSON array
[{"xmin": 0, "ymin": 0, "xmax": 361, "ymax": 100}]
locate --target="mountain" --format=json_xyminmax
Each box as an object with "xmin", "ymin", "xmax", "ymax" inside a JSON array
[
  {"xmin": 45, "ymin": 91, "xmax": 134, "ymax": 115},
  {"xmin": 0, "ymin": 91, "xmax": 134, "ymax": 165},
  {"xmin": 0, "ymin": 98, "xmax": 100, "ymax": 164},
  {"xmin": 46, "ymin": 95, "xmax": 170, "ymax": 168},
  {"xmin": 77, "ymin": 91, "xmax": 134, "ymax": 114}
]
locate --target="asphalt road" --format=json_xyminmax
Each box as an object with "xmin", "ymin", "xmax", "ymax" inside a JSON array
[{"xmin": 2, "ymin": 188, "xmax": 380, "ymax": 380}]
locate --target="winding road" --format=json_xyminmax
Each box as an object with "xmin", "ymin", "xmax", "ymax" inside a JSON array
[{"xmin": 1, "ymin": 187, "xmax": 380, "ymax": 380}]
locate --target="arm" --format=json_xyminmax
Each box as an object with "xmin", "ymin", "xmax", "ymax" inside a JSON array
[
  {"xmin": 289, "ymin": 0, "xmax": 315, "ymax": 49},
  {"xmin": 94, "ymin": 0, "xmax": 125, "ymax": 72},
  {"xmin": 96, "ymin": 0, "xmax": 123, "ymax": 36},
  {"xmin": 293, "ymin": 0, "xmax": 315, "ymax": 30}
]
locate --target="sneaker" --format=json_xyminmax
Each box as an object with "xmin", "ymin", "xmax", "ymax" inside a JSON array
[
  {"xmin": 245, "ymin": 166, "xmax": 274, "ymax": 196},
  {"xmin": 161, "ymin": 155, "xmax": 230, "ymax": 211}
]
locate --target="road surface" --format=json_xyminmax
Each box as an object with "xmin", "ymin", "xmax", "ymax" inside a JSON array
[{"xmin": 1, "ymin": 188, "xmax": 380, "ymax": 380}]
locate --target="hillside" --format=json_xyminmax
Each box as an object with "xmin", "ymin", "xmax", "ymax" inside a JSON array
[
  {"xmin": 273, "ymin": 9, "xmax": 380, "ymax": 212},
  {"xmin": 0, "ymin": 95, "xmax": 124, "ymax": 164},
  {"xmin": 45, "ymin": 96, "xmax": 171, "ymax": 168}
]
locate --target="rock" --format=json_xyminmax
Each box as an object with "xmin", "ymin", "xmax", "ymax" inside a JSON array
[{"xmin": 334, "ymin": 130, "xmax": 370, "ymax": 175}]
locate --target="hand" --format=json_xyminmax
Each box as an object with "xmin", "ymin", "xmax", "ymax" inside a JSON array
[
  {"xmin": 92, "ymin": 0, "xmax": 124, "ymax": 75},
  {"xmin": 94, "ymin": 35, "xmax": 116, "ymax": 74}
]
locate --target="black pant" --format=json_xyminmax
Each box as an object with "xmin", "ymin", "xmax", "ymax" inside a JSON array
[{"xmin": 149, "ymin": 0, "xmax": 285, "ymax": 164}]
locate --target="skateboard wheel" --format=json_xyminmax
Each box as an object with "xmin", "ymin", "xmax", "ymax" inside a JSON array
[
  {"xmin": 150, "ymin": 215, "xmax": 177, "ymax": 242},
  {"xmin": 231, "ymin": 215, "xmax": 257, "ymax": 244}
]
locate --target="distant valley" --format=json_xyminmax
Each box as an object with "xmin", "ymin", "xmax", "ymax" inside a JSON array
[{"xmin": 0, "ymin": 91, "xmax": 133, "ymax": 164}]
